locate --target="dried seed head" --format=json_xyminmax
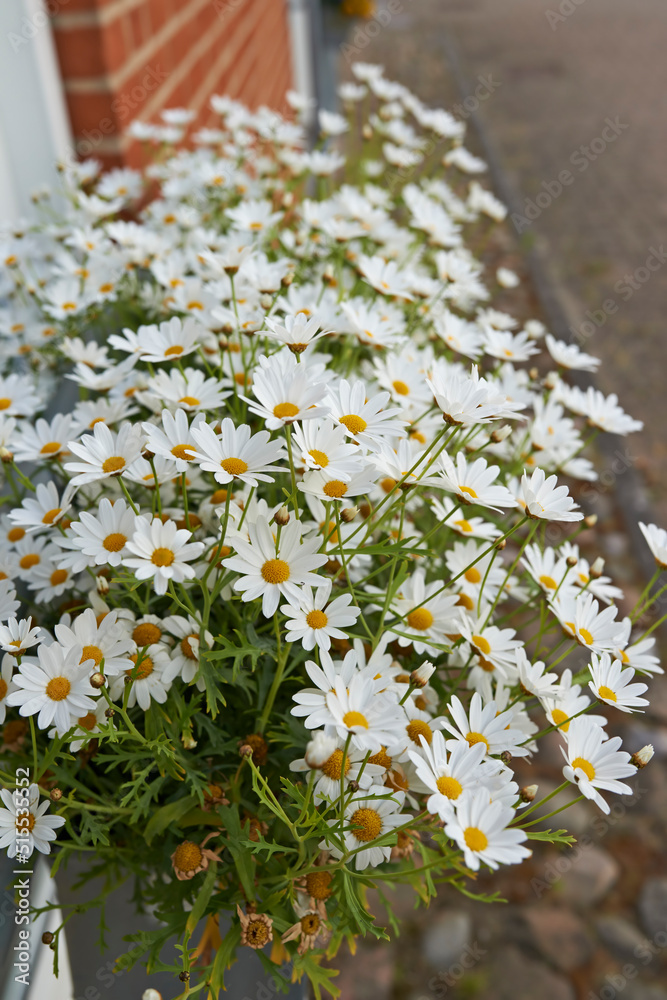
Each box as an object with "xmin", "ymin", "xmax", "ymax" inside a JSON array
[{"xmin": 50, "ymin": 787, "xmax": 62, "ymax": 802}]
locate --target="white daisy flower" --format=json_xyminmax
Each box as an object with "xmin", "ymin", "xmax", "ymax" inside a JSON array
[
  {"xmin": 125, "ymin": 517, "xmax": 204, "ymax": 596},
  {"xmin": 143, "ymin": 367, "xmax": 231, "ymax": 412},
  {"xmin": 0, "ymin": 654, "xmax": 18, "ymax": 723},
  {"xmin": 245, "ymin": 352, "xmax": 329, "ymax": 430},
  {"xmin": 292, "ymin": 419, "xmax": 360, "ymax": 480},
  {"xmin": 552, "ymin": 591, "xmax": 625, "ymax": 653},
  {"xmin": 223, "ymin": 516, "xmax": 327, "ymax": 617},
  {"xmin": 326, "ymin": 379, "xmax": 407, "ymax": 448},
  {"xmin": 143, "ymin": 408, "xmax": 206, "ymax": 472},
  {"xmin": 638, "ymin": 521, "xmax": 667, "ymax": 569},
  {"xmin": 322, "ymin": 786, "xmax": 408, "ymax": 870},
  {"xmin": 135, "ymin": 316, "xmax": 203, "ymax": 363},
  {"xmin": 0, "ymin": 617, "xmax": 43, "ymax": 656},
  {"xmin": 520, "ymin": 468, "xmax": 582, "ymax": 522},
  {"xmin": 426, "ymin": 363, "xmax": 524, "ymax": 427},
  {"xmin": 289, "ymin": 739, "xmax": 383, "ymax": 802},
  {"xmin": 281, "ymin": 581, "xmax": 361, "ymax": 651},
  {"xmin": 443, "ymin": 692, "xmax": 531, "ymax": 758},
  {"xmin": 187, "ymin": 417, "xmax": 285, "ymax": 487},
  {"xmin": 162, "ymin": 614, "xmax": 213, "ymax": 684},
  {"xmin": 435, "ymin": 452, "xmax": 517, "ymax": 512},
  {"xmin": 13, "ymin": 413, "xmax": 75, "ymax": 464},
  {"xmin": 54, "ymin": 607, "xmax": 134, "ymax": 677},
  {"xmin": 382, "ymin": 568, "xmax": 461, "ymax": 655},
  {"xmin": 7, "ymin": 481, "xmax": 74, "ymax": 534},
  {"xmin": 324, "ymin": 672, "xmax": 405, "ymax": 753},
  {"xmin": 53, "ymin": 497, "xmax": 138, "ymax": 572},
  {"xmin": 588, "ymin": 651, "xmax": 648, "ymax": 713},
  {"xmin": 545, "ymin": 334, "xmax": 600, "ymax": 373},
  {"xmin": 0, "ymin": 783, "xmax": 65, "ymax": 859},
  {"xmin": 0, "ymin": 580, "xmax": 19, "ymax": 620},
  {"xmin": 110, "ymin": 644, "xmax": 173, "ymax": 710},
  {"xmin": 561, "ymin": 717, "xmax": 636, "ymax": 814},
  {"xmin": 65, "ymin": 421, "xmax": 145, "ymax": 487},
  {"xmin": 264, "ymin": 313, "xmax": 329, "ymax": 354},
  {"xmin": 6, "ymin": 642, "xmax": 97, "ymax": 735},
  {"xmin": 408, "ymin": 731, "xmax": 487, "ymax": 820},
  {"xmin": 444, "ymin": 795, "xmax": 530, "ymax": 871}
]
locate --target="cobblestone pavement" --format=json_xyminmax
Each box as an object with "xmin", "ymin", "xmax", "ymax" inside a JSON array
[{"xmin": 327, "ymin": 3, "xmax": 667, "ymax": 997}]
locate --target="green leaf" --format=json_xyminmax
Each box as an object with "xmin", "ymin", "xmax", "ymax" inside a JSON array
[
  {"xmin": 143, "ymin": 795, "xmax": 197, "ymax": 844},
  {"xmin": 525, "ymin": 828, "xmax": 577, "ymax": 845},
  {"xmin": 185, "ymin": 868, "xmax": 217, "ymax": 939},
  {"xmin": 294, "ymin": 951, "xmax": 341, "ymax": 999},
  {"xmin": 207, "ymin": 923, "xmax": 240, "ymax": 993}
]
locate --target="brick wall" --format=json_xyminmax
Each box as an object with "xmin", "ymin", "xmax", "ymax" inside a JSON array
[{"xmin": 50, "ymin": 0, "xmax": 294, "ymax": 167}]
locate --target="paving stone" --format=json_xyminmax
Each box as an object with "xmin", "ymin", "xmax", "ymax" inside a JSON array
[
  {"xmin": 558, "ymin": 846, "xmax": 620, "ymax": 906},
  {"xmin": 624, "ymin": 985, "xmax": 667, "ymax": 1000},
  {"xmin": 596, "ymin": 915, "xmax": 652, "ymax": 963},
  {"xmin": 329, "ymin": 942, "xmax": 394, "ymax": 1000},
  {"xmin": 482, "ymin": 944, "xmax": 575, "ymax": 1000},
  {"xmin": 522, "ymin": 907, "xmax": 595, "ymax": 971},
  {"xmin": 639, "ymin": 879, "xmax": 667, "ymax": 938},
  {"xmin": 422, "ymin": 910, "xmax": 473, "ymax": 969}
]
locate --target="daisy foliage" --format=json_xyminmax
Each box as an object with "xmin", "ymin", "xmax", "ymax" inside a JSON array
[{"xmin": 0, "ymin": 68, "xmax": 658, "ymax": 998}]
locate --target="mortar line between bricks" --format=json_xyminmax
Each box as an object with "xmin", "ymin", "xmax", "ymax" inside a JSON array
[{"xmin": 439, "ymin": 29, "xmax": 666, "ymax": 620}]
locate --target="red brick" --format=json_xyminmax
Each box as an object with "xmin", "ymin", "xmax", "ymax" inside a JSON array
[{"xmin": 52, "ymin": 25, "xmax": 107, "ymax": 79}]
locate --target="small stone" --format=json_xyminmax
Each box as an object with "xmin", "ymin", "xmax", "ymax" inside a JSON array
[
  {"xmin": 523, "ymin": 907, "xmax": 595, "ymax": 971},
  {"xmin": 422, "ymin": 910, "xmax": 473, "ymax": 969},
  {"xmin": 596, "ymin": 915, "xmax": 651, "ymax": 963},
  {"xmin": 558, "ymin": 846, "xmax": 620, "ymax": 906},
  {"xmin": 639, "ymin": 878, "xmax": 667, "ymax": 938},
  {"xmin": 482, "ymin": 944, "xmax": 575, "ymax": 1000}
]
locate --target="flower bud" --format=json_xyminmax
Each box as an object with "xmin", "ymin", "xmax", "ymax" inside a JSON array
[
  {"xmin": 259, "ymin": 293, "xmax": 273, "ymax": 310},
  {"xmin": 274, "ymin": 506, "xmax": 290, "ymax": 526},
  {"xmin": 584, "ymin": 514, "xmax": 598, "ymax": 528},
  {"xmin": 543, "ymin": 370, "xmax": 559, "ymax": 390},
  {"xmin": 362, "ymin": 124, "xmax": 373, "ymax": 140},
  {"xmin": 340, "ymin": 506, "xmax": 358, "ymax": 523},
  {"xmin": 631, "ymin": 745, "xmax": 654, "ymax": 769},
  {"xmin": 90, "ymin": 672, "xmax": 106, "ymax": 689},
  {"xmin": 590, "ymin": 557, "xmax": 605, "ymax": 579},
  {"xmin": 42, "ymin": 931, "xmax": 54, "ymax": 945},
  {"xmin": 0, "ymin": 446, "xmax": 14, "ymax": 464},
  {"xmin": 142, "ymin": 992, "xmax": 163, "ymax": 1000},
  {"xmin": 281, "ymin": 272, "xmax": 294, "ymax": 287},
  {"xmin": 500, "ymin": 750, "xmax": 512, "ymax": 765},
  {"xmin": 50, "ymin": 787, "xmax": 62, "ymax": 802},
  {"xmin": 490, "ymin": 425, "xmax": 512, "ymax": 444},
  {"xmin": 410, "ymin": 661, "xmax": 435, "ymax": 688},
  {"xmin": 528, "ymin": 367, "xmax": 539, "ymax": 381},
  {"xmin": 566, "ymin": 555, "xmax": 578, "ymax": 567},
  {"xmin": 495, "ymin": 537, "xmax": 507, "ymax": 550},
  {"xmin": 105, "ymin": 708, "xmax": 115, "ymax": 718},
  {"xmin": 96, "ymin": 575, "xmax": 110, "ymax": 596},
  {"xmin": 520, "ymin": 784, "xmax": 538, "ymax": 803}
]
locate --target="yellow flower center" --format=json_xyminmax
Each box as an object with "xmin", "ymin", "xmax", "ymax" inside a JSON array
[
  {"xmin": 8, "ymin": 527, "xmax": 25, "ymax": 542},
  {"xmin": 80, "ymin": 645, "xmax": 103, "ymax": 666},
  {"xmin": 323, "ymin": 480, "xmax": 348, "ymax": 498},
  {"xmin": 220, "ymin": 457, "xmax": 248, "ymax": 476},
  {"xmin": 339, "ymin": 414, "xmax": 367, "ymax": 435},
  {"xmin": 436, "ymin": 776, "xmax": 463, "ymax": 799},
  {"xmin": 50, "ymin": 569, "xmax": 68, "ymax": 586},
  {"xmin": 342, "ymin": 710, "xmax": 368, "ymax": 729},
  {"xmin": 16, "ymin": 813, "xmax": 35, "ymax": 833},
  {"xmin": 539, "ymin": 574, "xmax": 558, "ymax": 590},
  {"xmin": 19, "ymin": 554, "xmax": 40, "ymax": 570},
  {"xmin": 465, "ymin": 731, "xmax": 489, "ymax": 751},
  {"xmin": 40, "ymin": 441, "xmax": 61, "ymax": 455},
  {"xmin": 406, "ymin": 607, "xmax": 434, "ymax": 631},
  {"xmin": 46, "ymin": 677, "xmax": 71, "ymax": 701},
  {"xmin": 126, "ymin": 654, "xmax": 154, "ymax": 680},
  {"xmin": 133, "ymin": 623, "xmax": 161, "ymax": 646},
  {"xmin": 179, "ymin": 396, "xmax": 200, "ymax": 406},
  {"xmin": 551, "ymin": 708, "xmax": 570, "ymax": 731},
  {"xmin": 598, "ymin": 685, "xmax": 617, "ymax": 702},
  {"xmin": 164, "ymin": 344, "xmax": 184, "ymax": 356},
  {"xmin": 578, "ymin": 627, "xmax": 594, "ymax": 645},
  {"xmin": 273, "ymin": 402, "xmax": 299, "ymax": 419},
  {"xmin": 350, "ymin": 807, "xmax": 382, "ymax": 842},
  {"xmin": 300, "ymin": 913, "xmax": 320, "ymax": 935},
  {"xmin": 464, "ymin": 567, "xmax": 481, "ymax": 584},
  {"xmin": 42, "ymin": 508, "xmax": 61, "ymax": 525},
  {"xmin": 406, "ymin": 719, "xmax": 433, "ymax": 745},
  {"xmin": 151, "ymin": 547, "xmax": 175, "ymax": 567},
  {"xmin": 173, "ymin": 841, "xmax": 203, "ymax": 872},
  {"xmin": 321, "ymin": 749, "xmax": 351, "ymax": 780},
  {"xmin": 0, "ymin": 679, "xmax": 7, "ymax": 700},
  {"xmin": 392, "ymin": 380, "xmax": 410, "ymax": 395},
  {"xmin": 180, "ymin": 635, "xmax": 199, "ymax": 660},
  {"xmin": 261, "ymin": 558, "xmax": 290, "ymax": 584},
  {"xmin": 103, "ymin": 532, "xmax": 127, "ymax": 552},
  {"xmin": 381, "ymin": 477, "xmax": 397, "ymax": 493},
  {"xmin": 78, "ymin": 712, "xmax": 97, "ymax": 732},
  {"xmin": 464, "ymin": 826, "xmax": 488, "ymax": 852},
  {"xmin": 171, "ymin": 444, "xmax": 194, "ymax": 461},
  {"xmin": 368, "ymin": 747, "xmax": 392, "ymax": 769},
  {"xmin": 459, "ymin": 485, "xmax": 478, "ymax": 499},
  {"xmin": 571, "ymin": 756, "xmax": 596, "ymax": 781},
  {"xmin": 306, "ymin": 609, "xmax": 328, "ymax": 630},
  {"xmin": 305, "ymin": 870, "xmax": 333, "ymax": 899},
  {"xmin": 102, "ymin": 455, "xmax": 126, "ymax": 474},
  {"xmin": 308, "ymin": 449, "xmax": 329, "ymax": 467},
  {"xmin": 455, "ymin": 518, "xmax": 473, "ymax": 533},
  {"xmin": 472, "ymin": 635, "xmax": 491, "ymax": 655}
]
